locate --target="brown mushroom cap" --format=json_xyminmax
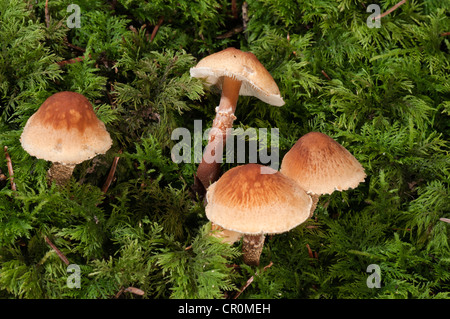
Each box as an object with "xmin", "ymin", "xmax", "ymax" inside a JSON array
[
  {"xmin": 190, "ymin": 47, "xmax": 284, "ymax": 106},
  {"xmin": 280, "ymin": 132, "xmax": 366, "ymax": 195},
  {"xmin": 205, "ymin": 163, "xmax": 312, "ymax": 235},
  {"xmin": 20, "ymin": 91, "xmax": 112, "ymax": 164}
]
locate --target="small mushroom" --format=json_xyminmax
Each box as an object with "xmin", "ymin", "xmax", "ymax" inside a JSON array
[
  {"xmin": 280, "ymin": 132, "xmax": 366, "ymax": 216},
  {"xmin": 190, "ymin": 47, "xmax": 284, "ymax": 190},
  {"xmin": 20, "ymin": 91, "xmax": 112, "ymax": 186},
  {"xmin": 205, "ymin": 163, "xmax": 312, "ymax": 266}
]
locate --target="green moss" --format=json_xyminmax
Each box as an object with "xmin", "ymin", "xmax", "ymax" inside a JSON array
[{"xmin": 0, "ymin": 0, "xmax": 449, "ymax": 299}]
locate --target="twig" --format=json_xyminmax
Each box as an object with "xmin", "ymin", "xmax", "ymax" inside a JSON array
[
  {"xmin": 216, "ymin": 25, "xmax": 244, "ymax": 39},
  {"xmin": 150, "ymin": 17, "xmax": 164, "ymax": 42},
  {"xmin": 102, "ymin": 150, "xmax": 122, "ymax": 193},
  {"xmin": 56, "ymin": 55, "xmax": 92, "ymax": 66},
  {"xmin": 233, "ymin": 261, "xmax": 273, "ymax": 299},
  {"xmin": 321, "ymin": 70, "xmax": 331, "ymax": 81},
  {"xmin": 306, "ymin": 243, "xmax": 314, "ymax": 258},
  {"xmin": 124, "ymin": 287, "xmax": 145, "ymax": 296},
  {"xmin": 440, "ymin": 32, "xmax": 450, "ymax": 37},
  {"xmin": 129, "ymin": 25, "xmax": 138, "ymax": 34},
  {"xmin": 64, "ymin": 37, "xmax": 86, "ymax": 52},
  {"xmin": 263, "ymin": 261, "xmax": 273, "ymax": 271},
  {"xmin": 44, "ymin": 236, "xmax": 69, "ymax": 265},
  {"xmin": 439, "ymin": 218, "xmax": 450, "ymax": 224},
  {"xmin": 374, "ymin": 0, "xmax": 407, "ymax": 20},
  {"xmin": 4, "ymin": 146, "xmax": 16, "ymax": 191},
  {"xmin": 306, "ymin": 243, "xmax": 319, "ymax": 264},
  {"xmin": 114, "ymin": 287, "xmax": 125, "ymax": 298},
  {"xmin": 242, "ymin": 2, "xmax": 249, "ymax": 32},
  {"xmin": 115, "ymin": 286, "xmax": 145, "ymax": 298},
  {"xmin": 45, "ymin": 0, "xmax": 50, "ymax": 28},
  {"xmin": 231, "ymin": 0, "xmax": 238, "ymax": 19}
]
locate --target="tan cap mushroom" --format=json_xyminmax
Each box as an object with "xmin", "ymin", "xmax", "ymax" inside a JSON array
[
  {"xmin": 205, "ymin": 163, "xmax": 312, "ymax": 265},
  {"xmin": 190, "ymin": 47, "xmax": 284, "ymax": 191},
  {"xmin": 190, "ymin": 47, "xmax": 285, "ymax": 107},
  {"xmin": 280, "ymin": 131, "xmax": 366, "ymax": 214},
  {"xmin": 20, "ymin": 91, "xmax": 112, "ymax": 185}
]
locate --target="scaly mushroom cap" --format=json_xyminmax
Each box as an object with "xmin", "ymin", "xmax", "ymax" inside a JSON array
[
  {"xmin": 280, "ymin": 132, "xmax": 366, "ymax": 195},
  {"xmin": 20, "ymin": 91, "xmax": 112, "ymax": 165},
  {"xmin": 190, "ymin": 47, "xmax": 284, "ymax": 106},
  {"xmin": 205, "ymin": 164, "xmax": 312, "ymax": 235}
]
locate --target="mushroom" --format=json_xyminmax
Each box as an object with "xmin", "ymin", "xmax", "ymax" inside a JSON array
[
  {"xmin": 190, "ymin": 47, "xmax": 284, "ymax": 190},
  {"xmin": 20, "ymin": 91, "xmax": 112, "ymax": 186},
  {"xmin": 280, "ymin": 132, "xmax": 366, "ymax": 216},
  {"xmin": 205, "ymin": 163, "xmax": 312, "ymax": 266}
]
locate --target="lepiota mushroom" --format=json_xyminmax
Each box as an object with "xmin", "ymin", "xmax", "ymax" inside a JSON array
[
  {"xmin": 205, "ymin": 163, "xmax": 312, "ymax": 266},
  {"xmin": 20, "ymin": 91, "xmax": 112, "ymax": 186},
  {"xmin": 280, "ymin": 132, "xmax": 366, "ymax": 216},
  {"xmin": 190, "ymin": 47, "xmax": 284, "ymax": 190}
]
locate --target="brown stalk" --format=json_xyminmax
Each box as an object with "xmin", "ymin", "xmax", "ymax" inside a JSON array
[
  {"xmin": 374, "ymin": 0, "xmax": 407, "ymax": 20},
  {"xmin": 242, "ymin": 234, "xmax": 265, "ymax": 266},
  {"xmin": 44, "ymin": 236, "xmax": 69, "ymax": 265},
  {"xmin": 321, "ymin": 70, "xmax": 331, "ymax": 81},
  {"xmin": 306, "ymin": 243, "xmax": 314, "ymax": 258},
  {"xmin": 150, "ymin": 17, "xmax": 164, "ymax": 42},
  {"xmin": 233, "ymin": 261, "xmax": 273, "ymax": 299},
  {"xmin": 114, "ymin": 287, "xmax": 125, "ymax": 299},
  {"xmin": 115, "ymin": 286, "xmax": 145, "ymax": 298},
  {"xmin": 56, "ymin": 55, "xmax": 91, "ymax": 66},
  {"xmin": 242, "ymin": 2, "xmax": 249, "ymax": 31},
  {"xmin": 125, "ymin": 287, "xmax": 145, "ymax": 296},
  {"xmin": 45, "ymin": 0, "xmax": 50, "ymax": 28},
  {"xmin": 306, "ymin": 243, "xmax": 319, "ymax": 264},
  {"xmin": 4, "ymin": 146, "xmax": 16, "ymax": 191},
  {"xmin": 216, "ymin": 25, "xmax": 244, "ymax": 39},
  {"xmin": 231, "ymin": 0, "xmax": 238, "ymax": 19},
  {"xmin": 195, "ymin": 76, "xmax": 242, "ymax": 190},
  {"xmin": 64, "ymin": 37, "xmax": 86, "ymax": 53},
  {"xmin": 102, "ymin": 150, "xmax": 122, "ymax": 193}
]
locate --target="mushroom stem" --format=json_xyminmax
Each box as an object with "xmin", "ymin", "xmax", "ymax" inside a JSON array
[
  {"xmin": 242, "ymin": 233, "xmax": 265, "ymax": 266},
  {"xmin": 47, "ymin": 162, "xmax": 76, "ymax": 186},
  {"xmin": 196, "ymin": 76, "xmax": 242, "ymax": 190},
  {"xmin": 309, "ymin": 193, "xmax": 320, "ymax": 217}
]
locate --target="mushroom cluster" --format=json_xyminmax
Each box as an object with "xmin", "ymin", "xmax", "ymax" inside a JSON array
[
  {"xmin": 20, "ymin": 91, "xmax": 112, "ymax": 186},
  {"xmin": 203, "ymin": 132, "xmax": 366, "ymax": 266},
  {"xmin": 14, "ymin": 48, "xmax": 366, "ymax": 271},
  {"xmin": 191, "ymin": 48, "xmax": 366, "ymax": 266}
]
